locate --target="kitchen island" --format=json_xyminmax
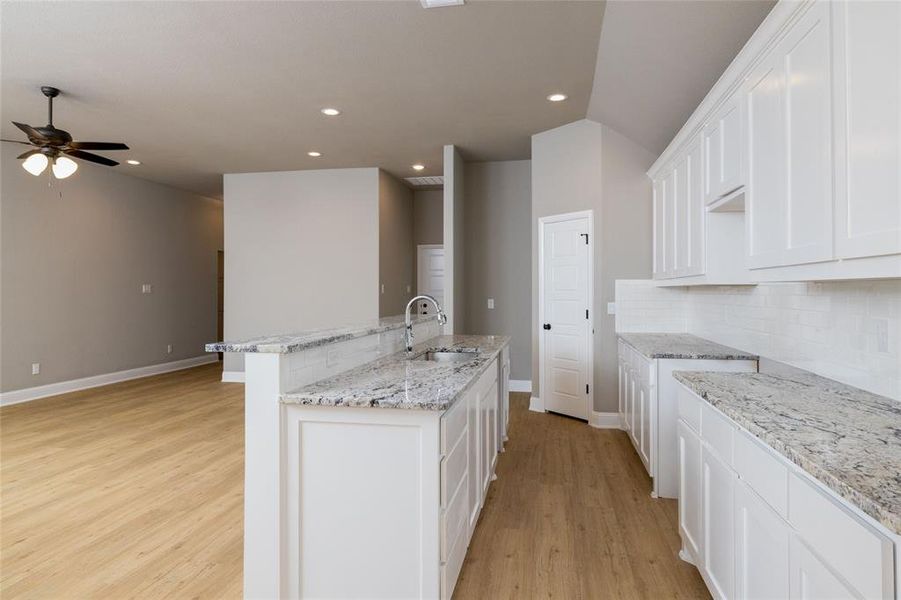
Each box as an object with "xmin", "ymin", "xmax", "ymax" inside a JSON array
[{"xmin": 207, "ymin": 317, "xmax": 510, "ymax": 600}]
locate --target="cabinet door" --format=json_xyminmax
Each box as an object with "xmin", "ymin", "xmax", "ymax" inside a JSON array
[
  {"xmin": 674, "ymin": 153, "xmax": 690, "ymax": 276},
  {"xmin": 638, "ymin": 377, "xmax": 652, "ymax": 471},
  {"xmin": 678, "ymin": 421, "xmax": 702, "ymax": 561},
  {"xmin": 686, "ymin": 136, "xmax": 706, "ymax": 276},
  {"xmin": 653, "ymin": 177, "xmax": 667, "ymax": 278},
  {"xmin": 480, "ymin": 388, "xmax": 491, "ymax": 498},
  {"xmin": 488, "ymin": 382, "xmax": 498, "ymax": 473},
  {"xmin": 782, "ymin": 0, "xmax": 834, "ymax": 266},
  {"xmin": 833, "ymin": 0, "xmax": 901, "ymax": 259},
  {"xmin": 703, "ymin": 118, "xmax": 723, "ymax": 204},
  {"xmin": 663, "ymin": 169, "xmax": 676, "ymax": 277},
  {"xmin": 467, "ymin": 387, "xmax": 481, "ymax": 535},
  {"xmin": 702, "ymin": 445, "xmax": 736, "ymax": 600},
  {"xmin": 789, "ymin": 536, "xmax": 860, "ymax": 599},
  {"xmin": 734, "ymin": 480, "xmax": 791, "ymax": 600},
  {"xmin": 746, "ymin": 47, "xmax": 787, "ymax": 269},
  {"xmin": 617, "ymin": 351, "xmax": 625, "ymax": 419},
  {"xmin": 720, "ymin": 94, "xmax": 744, "ymax": 196}
]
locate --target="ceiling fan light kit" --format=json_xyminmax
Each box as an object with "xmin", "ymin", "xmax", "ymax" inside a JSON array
[{"xmin": 1, "ymin": 86, "xmax": 129, "ymax": 180}]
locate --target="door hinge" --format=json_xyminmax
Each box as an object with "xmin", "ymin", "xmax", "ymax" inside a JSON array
[
  {"xmin": 581, "ymin": 233, "xmax": 589, "ymax": 245},
  {"xmin": 586, "ymin": 384, "xmax": 590, "ymax": 394},
  {"xmin": 585, "ymin": 309, "xmax": 589, "ymax": 319}
]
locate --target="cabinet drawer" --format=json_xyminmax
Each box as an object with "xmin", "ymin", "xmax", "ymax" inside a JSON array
[
  {"xmin": 441, "ymin": 510, "xmax": 468, "ymax": 600},
  {"xmin": 441, "ymin": 472, "xmax": 469, "ymax": 562},
  {"xmin": 678, "ymin": 385, "xmax": 702, "ymax": 432},
  {"xmin": 440, "ymin": 427, "xmax": 468, "ymax": 507},
  {"xmin": 733, "ymin": 428, "xmax": 788, "ymax": 518},
  {"xmin": 788, "ymin": 473, "xmax": 894, "ymax": 599},
  {"xmin": 701, "ymin": 403, "xmax": 734, "ymax": 465},
  {"xmin": 440, "ymin": 395, "xmax": 468, "ymax": 455}
]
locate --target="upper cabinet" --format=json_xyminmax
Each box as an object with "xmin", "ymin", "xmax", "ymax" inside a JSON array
[
  {"xmin": 647, "ymin": 0, "xmax": 901, "ymax": 285},
  {"xmin": 832, "ymin": 0, "xmax": 901, "ymax": 260}
]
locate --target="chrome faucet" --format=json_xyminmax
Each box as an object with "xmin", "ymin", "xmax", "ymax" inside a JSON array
[{"xmin": 405, "ymin": 294, "xmax": 447, "ymax": 352}]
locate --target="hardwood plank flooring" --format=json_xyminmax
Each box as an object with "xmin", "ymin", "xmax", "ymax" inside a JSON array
[{"xmin": 1, "ymin": 365, "xmax": 707, "ymax": 599}]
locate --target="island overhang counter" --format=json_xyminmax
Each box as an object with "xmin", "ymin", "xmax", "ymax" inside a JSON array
[{"xmin": 207, "ymin": 317, "xmax": 511, "ymax": 600}]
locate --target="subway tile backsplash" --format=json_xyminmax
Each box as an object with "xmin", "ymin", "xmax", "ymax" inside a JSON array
[{"xmin": 615, "ymin": 279, "xmax": 901, "ymax": 401}]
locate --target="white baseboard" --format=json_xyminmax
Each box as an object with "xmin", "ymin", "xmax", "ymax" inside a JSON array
[
  {"xmin": 221, "ymin": 370, "xmax": 246, "ymax": 383},
  {"xmin": 528, "ymin": 396, "xmax": 544, "ymax": 413},
  {"xmin": 0, "ymin": 355, "xmax": 220, "ymax": 407},
  {"xmin": 590, "ymin": 411, "xmax": 623, "ymax": 429},
  {"xmin": 509, "ymin": 379, "xmax": 531, "ymax": 393}
]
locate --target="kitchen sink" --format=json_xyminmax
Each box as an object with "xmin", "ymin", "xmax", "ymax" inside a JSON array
[{"xmin": 414, "ymin": 350, "xmax": 479, "ymax": 363}]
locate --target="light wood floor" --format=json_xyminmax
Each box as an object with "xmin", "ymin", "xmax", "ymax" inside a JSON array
[{"xmin": 1, "ymin": 364, "xmax": 707, "ymax": 599}]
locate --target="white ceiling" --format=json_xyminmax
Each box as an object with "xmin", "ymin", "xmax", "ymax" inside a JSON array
[
  {"xmin": 0, "ymin": 1, "xmax": 604, "ymax": 198},
  {"xmin": 587, "ymin": 0, "xmax": 776, "ymax": 155}
]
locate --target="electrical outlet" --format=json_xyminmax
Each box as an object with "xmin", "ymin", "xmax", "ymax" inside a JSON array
[
  {"xmin": 167, "ymin": 344, "xmax": 173, "ymax": 354},
  {"xmin": 142, "ymin": 283, "xmax": 152, "ymax": 294},
  {"xmin": 380, "ymin": 283, "xmax": 385, "ymax": 294},
  {"xmin": 406, "ymin": 284, "xmax": 411, "ymax": 293},
  {"xmin": 607, "ymin": 302, "xmax": 616, "ymax": 315},
  {"xmin": 31, "ymin": 363, "xmax": 40, "ymax": 375},
  {"xmin": 487, "ymin": 298, "xmax": 495, "ymax": 309}
]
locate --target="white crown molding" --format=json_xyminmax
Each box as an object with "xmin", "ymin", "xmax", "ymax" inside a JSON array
[{"xmin": 0, "ymin": 355, "xmax": 219, "ymax": 406}]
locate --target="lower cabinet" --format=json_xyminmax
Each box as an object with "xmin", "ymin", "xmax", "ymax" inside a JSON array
[
  {"xmin": 734, "ymin": 480, "xmax": 791, "ymax": 600},
  {"xmin": 677, "ymin": 384, "xmax": 897, "ymax": 600},
  {"xmin": 701, "ymin": 444, "xmax": 736, "ymax": 600}
]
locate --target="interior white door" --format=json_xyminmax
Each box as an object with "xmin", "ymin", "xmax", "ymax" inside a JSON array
[
  {"xmin": 416, "ymin": 245, "xmax": 444, "ymax": 315},
  {"xmin": 541, "ymin": 215, "xmax": 591, "ymax": 421}
]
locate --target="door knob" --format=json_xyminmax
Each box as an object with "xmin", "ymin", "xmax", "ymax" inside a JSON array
[{"xmin": 543, "ymin": 323, "xmax": 551, "ymax": 330}]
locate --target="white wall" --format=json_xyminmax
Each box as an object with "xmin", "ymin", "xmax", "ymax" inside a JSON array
[
  {"xmin": 0, "ymin": 143, "xmax": 222, "ymax": 394},
  {"xmin": 615, "ymin": 279, "xmax": 901, "ymax": 401},
  {"xmin": 532, "ymin": 119, "xmax": 655, "ymax": 412},
  {"xmin": 223, "ymin": 168, "xmax": 379, "ymax": 373},
  {"xmin": 378, "ymin": 171, "xmax": 414, "ymax": 317}
]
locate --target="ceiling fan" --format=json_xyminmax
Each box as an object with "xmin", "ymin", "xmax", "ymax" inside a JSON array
[{"xmin": 1, "ymin": 86, "xmax": 129, "ymax": 179}]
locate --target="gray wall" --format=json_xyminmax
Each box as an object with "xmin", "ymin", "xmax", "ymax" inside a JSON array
[
  {"xmin": 531, "ymin": 120, "xmax": 654, "ymax": 412},
  {"xmin": 413, "ymin": 189, "xmax": 443, "ymax": 247},
  {"xmin": 222, "ymin": 168, "xmax": 379, "ymax": 373},
  {"xmin": 463, "ymin": 161, "xmax": 532, "ymax": 381},
  {"xmin": 378, "ymin": 171, "xmax": 414, "ymax": 317},
  {"xmin": 443, "ymin": 145, "xmax": 465, "ymax": 332},
  {"xmin": 0, "ymin": 143, "xmax": 223, "ymax": 393}
]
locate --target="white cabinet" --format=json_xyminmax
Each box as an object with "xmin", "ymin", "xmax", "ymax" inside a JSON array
[
  {"xmin": 789, "ymin": 536, "xmax": 861, "ymax": 600},
  {"xmin": 653, "ymin": 178, "xmax": 666, "ymax": 279},
  {"xmin": 701, "ymin": 444, "xmax": 736, "ymax": 600},
  {"xmin": 832, "ymin": 0, "xmax": 901, "ymax": 260},
  {"xmin": 704, "ymin": 92, "xmax": 744, "ymax": 203},
  {"xmin": 734, "ymin": 480, "xmax": 791, "ymax": 600},
  {"xmin": 678, "ymin": 420, "xmax": 702, "ymax": 562},
  {"xmin": 638, "ymin": 375, "xmax": 652, "ymax": 470}
]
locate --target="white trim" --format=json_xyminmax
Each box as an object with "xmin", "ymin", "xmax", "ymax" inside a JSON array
[
  {"xmin": 509, "ymin": 379, "xmax": 531, "ymax": 393},
  {"xmin": 589, "ymin": 411, "xmax": 623, "ymax": 429},
  {"xmin": 0, "ymin": 355, "xmax": 219, "ymax": 406},
  {"xmin": 416, "ymin": 244, "xmax": 443, "ymax": 251},
  {"xmin": 528, "ymin": 396, "xmax": 544, "ymax": 413},
  {"xmin": 222, "ymin": 370, "xmax": 246, "ymax": 383},
  {"xmin": 538, "ymin": 209, "xmax": 595, "ymax": 423}
]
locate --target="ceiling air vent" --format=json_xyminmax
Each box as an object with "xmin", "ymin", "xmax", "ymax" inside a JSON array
[
  {"xmin": 420, "ymin": 0, "xmax": 464, "ymax": 8},
  {"xmin": 405, "ymin": 176, "xmax": 444, "ymax": 187}
]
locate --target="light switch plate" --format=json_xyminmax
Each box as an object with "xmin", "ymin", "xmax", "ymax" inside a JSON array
[
  {"xmin": 607, "ymin": 302, "xmax": 616, "ymax": 315},
  {"xmin": 31, "ymin": 363, "xmax": 40, "ymax": 375},
  {"xmin": 487, "ymin": 298, "xmax": 495, "ymax": 309},
  {"xmin": 142, "ymin": 283, "xmax": 152, "ymax": 294}
]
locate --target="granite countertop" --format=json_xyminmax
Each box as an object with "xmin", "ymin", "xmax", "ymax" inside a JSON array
[
  {"xmin": 282, "ymin": 334, "xmax": 510, "ymax": 411},
  {"xmin": 673, "ymin": 370, "xmax": 901, "ymax": 535},
  {"xmin": 618, "ymin": 332, "xmax": 758, "ymax": 361},
  {"xmin": 205, "ymin": 314, "xmax": 437, "ymax": 354}
]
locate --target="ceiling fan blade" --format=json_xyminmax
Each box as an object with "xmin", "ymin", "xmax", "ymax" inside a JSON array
[
  {"xmin": 17, "ymin": 149, "xmax": 40, "ymax": 159},
  {"xmin": 1, "ymin": 139, "xmax": 33, "ymax": 145},
  {"xmin": 12, "ymin": 121, "xmax": 46, "ymax": 141},
  {"xmin": 64, "ymin": 149, "xmax": 119, "ymax": 167},
  {"xmin": 68, "ymin": 141, "xmax": 129, "ymax": 151}
]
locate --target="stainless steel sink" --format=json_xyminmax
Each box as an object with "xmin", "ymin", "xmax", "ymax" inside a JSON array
[{"xmin": 415, "ymin": 350, "xmax": 478, "ymax": 363}]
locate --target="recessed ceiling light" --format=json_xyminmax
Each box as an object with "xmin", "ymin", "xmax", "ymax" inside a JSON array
[
  {"xmin": 320, "ymin": 108, "xmax": 341, "ymax": 116},
  {"xmin": 412, "ymin": 164, "xmax": 425, "ymax": 171},
  {"xmin": 126, "ymin": 159, "xmax": 141, "ymax": 165},
  {"xmin": 547, "ymin": 93, "xmax": 568, "ymax": 102},
  {"xmin": 308, "ymin": 151, "xmax": 322, "ymax": 157}
]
